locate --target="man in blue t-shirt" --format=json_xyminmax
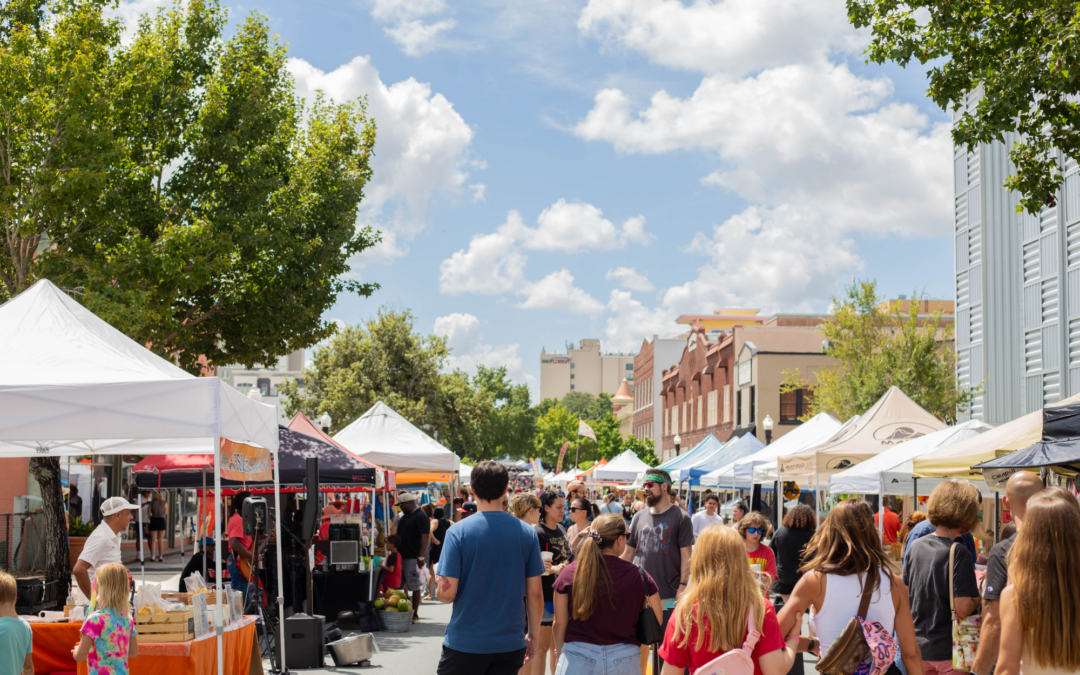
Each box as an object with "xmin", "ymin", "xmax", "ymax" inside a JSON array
[{"xmin": 436, "ymin": 461, "xmax": 545, "ymax": 675}]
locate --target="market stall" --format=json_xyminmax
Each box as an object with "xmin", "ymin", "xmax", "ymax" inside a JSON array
[
  {"xmin": 702, "ymin": 413, "xmax": 841, "ymax": 489},
  {"xmin": 974, "ymin": 401, "xmax": 1080, "ymax": 475},
  {"xmin": 590, "ymin": 450, "xmax": 649, "ymax": 482},
  {"xmin": 0, "ymin": 279, "xmax": 282, "ymax": 675}
]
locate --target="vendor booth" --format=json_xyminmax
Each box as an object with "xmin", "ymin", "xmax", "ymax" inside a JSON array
[
  {"xmin": 974, "ymin": 401, "xmax": 1080, "ymax": 475},
  {"xmin": 672, "ymin": 433, "xmax": 764, "ymax": 485},
  {"xmin": 334, "ymin": 401, "xmax": 460, "ymax": 476},
  {"xmin": 0, "ymin": 280, "xmax": 282, "ymax": 675},
  {"xmin": 702, "ymin": 413, "xmax": 841, "ymax": 489},
  {"xmin": 590, "ymin": 450, "xmax": 649, "ymax": 482}
]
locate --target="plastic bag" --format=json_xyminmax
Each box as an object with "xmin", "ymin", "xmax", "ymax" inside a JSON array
[
  {"xmin": 184, "ymin": 571, "xmax": 207, "ymax": 594},
  {"xmin": 136, "ymin": 583, "xmax": 182, "ymax": 615}
]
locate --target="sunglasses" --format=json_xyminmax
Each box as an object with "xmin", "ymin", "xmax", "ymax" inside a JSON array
[
  {"xmin": 568, "ymin": 506, "xmax": 588, "ymax": 512},
  {"xmin": 643, "ymin": 481, "xmax": 668, "ymax": 489},
  {"xmin": 746, "ymin": 527, "xmax": 765, "ymax": 535}
]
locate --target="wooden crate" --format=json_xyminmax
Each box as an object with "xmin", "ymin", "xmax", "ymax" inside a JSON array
[
  {"xmin": 138, "ymin": 631, "xmax": 195, "ymax": 642},
  {"xmin": 136, "ymin": 610, "xmax": 193, "ymax": 625},
  {"xmin": 161, "ymin": 592, "xmax": 191, "ymax": 604},
  {"xmin": 136, "ymin": 610, "xmax": 195, "ymax": 642}
]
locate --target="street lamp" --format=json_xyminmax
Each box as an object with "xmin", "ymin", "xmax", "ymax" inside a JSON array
[
  {"xmin": 674, "ymin": 433, "xmax": 682, "ymax": 457},
  {"xmin": 319, "ymin": 412, "xmax": 332, "ymax": 433},
  {"xmin": 763, "ymin": 414, "xmax": 774, "ymax": 445}
]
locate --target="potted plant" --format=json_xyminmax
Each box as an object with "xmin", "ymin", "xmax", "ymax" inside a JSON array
[{"xmin": 68, "ymin": 518, "xmax": 95, "ymax": 569}]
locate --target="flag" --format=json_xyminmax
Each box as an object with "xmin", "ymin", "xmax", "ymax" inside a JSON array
[
  {"xmin": 578, "ymin": 419, "xmax": 596, "ymax": 441},
  {"xmin": 556, "ymin": 442, "xmax": 569, "ymax": 474},
  {"xmin": 531, "ymin": 458, "xmax": 544, "ymax": 481}
]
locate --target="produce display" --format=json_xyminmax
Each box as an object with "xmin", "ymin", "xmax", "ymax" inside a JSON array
[{"xmin": 376, "ymin": 589, "xmax": 411, "ymax": 613}]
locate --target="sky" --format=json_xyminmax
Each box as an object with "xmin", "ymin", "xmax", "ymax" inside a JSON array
[{"xmin": 118, "ymin": 0, "xmax": 957, "ymax": 399}]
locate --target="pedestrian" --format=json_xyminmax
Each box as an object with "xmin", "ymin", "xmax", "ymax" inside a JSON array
[
  {"xmin": 691, "ymin": 493, "xmax": 724, "ymax": 542},
  {"xmin": 381, "ymin": 535, "xmax": 402, "ymax": 592},
  {"xmin": 68, "ymin": 485, "xmax": 83, "ymax": 523},
  {"xmin": 732, "ymin": 500, "xmax": 748, "ymax": 525},
  {"xmin": 72, "ymin": 563, "xmax": 139, "ymax": 675},
  {"xmin": 180, "ymin": 537, "xmax": 218, "ymax": 588},
  {"xmin": 563, "ymin": 481, "xmax": 587, "ymax": 528},
  {"xmin": 777, "ymin": 499, "xmax": 922, "ymax": 675},
  {"xmin": 436, "ymin": 461, "xmax": 545, "ymax": 675},
  {"xmin": 969, "ymin": 471, "xmax": 1044, "ymax": 675},
  {"xmin": 902, "ymin": 480, "xmax": 981, "ymax": 675},
  {"xmin": 738, "ymin": 512, "xmax": 777, "ymax": 585},
  {"xmin": 660, "ymin": 525, "xmax": 801, "ymax": 675},
  {"xmin": 226, "ymin": 491, "xmax": 258, "ymax": 604},
  {"xmin": 552, "ymin": 513, "xmax": 662, "ymax": 674},
  {"xmin": 149, "ymin": 491, "xmax": 168, "ymax": 562},
  {"xmin": 425, "ymin": 507, "xmax": 453, "ymax": 601},
  {"xmin": 511, "ymin": 493, "xmax": 543, "ymax": 527},
  {"xmin": 394, "ymin": 492, "xmax": 431, "ymax": 624},
  {"xmin": 72, "ymin": 496, "xmax": 139, "ymax": 601},
  {"xmin": 899, "ymin": 511, "xmax": 928, "ymax": 559},
  {"xmin": 457, "ymin": 501, "xmax": 477, "ymax": 520},
  {"xmin": 533, "ymin": 491, "xmax": 573, "ymax": 675},
  {"xmin": 769, "ymin": 503, "xmax": 816, "ymax": 603},
  {"xmin": 621, "ymin": 468, "xmax": 694, "ymax": 671},
  {"xmin": 874, "ymin": 498, "xmax": 902, "ymax": 545},
  {"xmin": 600, "ymin": 493, "xmax": 620, "ymax": 515},
  {"xmin": 566, "ymin": 497, "xmax": 593, "ymax": 554},
  {"xmin": 452, "ymin": 497, "xmax": 465, "ymax": 522},
  {"xmin": 0, "ymin": 572, "xmax": 33, "ymax": 675},
  {"xmin": 903, "ymin": 500, "xmax": 978, "ymax": 569},
  {"xmin": 996, "ymin": 487, "xmax": 1080, "ymax": 675}
]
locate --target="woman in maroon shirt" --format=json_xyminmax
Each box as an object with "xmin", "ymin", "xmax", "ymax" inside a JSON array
[{"xmin": 552, "ymin": 513, "xmax": 662, "ymax": 674}]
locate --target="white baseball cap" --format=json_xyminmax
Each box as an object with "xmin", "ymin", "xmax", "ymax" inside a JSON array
[{"xmin": 100, "ymin": 496, "xmax": 140, "ymax": 516}]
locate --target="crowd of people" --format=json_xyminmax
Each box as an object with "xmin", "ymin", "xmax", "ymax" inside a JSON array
[{"xmin": 422, "ymin": 461, "xmax": 1080, "ymax": 675}]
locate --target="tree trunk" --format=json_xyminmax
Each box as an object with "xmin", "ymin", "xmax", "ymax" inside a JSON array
[{"xmin": 28, "ymin": 457, "xmax": 71, "ymax": 599}]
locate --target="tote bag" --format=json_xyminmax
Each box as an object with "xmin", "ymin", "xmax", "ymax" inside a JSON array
[{"xmin": 949, "ymin": 543, "xmax": 981, "ymax": 671}]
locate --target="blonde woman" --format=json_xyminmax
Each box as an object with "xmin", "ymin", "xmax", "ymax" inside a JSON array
[
  {"xmin": 148, "ymin": 491, "xmax": 168, "ymax": 562},
  {"xmin": 660, "ymin": 525, "xmax": 801, "ymax": 674},
  {"xmin": 997, "ymin": 487, "xmax": 1080, "ymax": 675},
  {"xmin": 552, "ymin": 514, "xmax": 661, "ymax": 674}
]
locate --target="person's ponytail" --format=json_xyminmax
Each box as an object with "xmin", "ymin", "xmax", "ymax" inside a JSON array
[{"xmin": 570, "ymin": 514, "xmax": 625, "ymax": 621}]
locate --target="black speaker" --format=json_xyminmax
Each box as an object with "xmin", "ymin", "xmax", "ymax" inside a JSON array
[
  {"xmin": 301, "ymin": 457, "xmax": 320, "ymax": 541},
  {"xmin": 276, "ymin": 613, "xmax": 325, "ymax": 669},
  {"xmin": 242, "ymin": 496, "xmax": 268, "ymax": 537}
]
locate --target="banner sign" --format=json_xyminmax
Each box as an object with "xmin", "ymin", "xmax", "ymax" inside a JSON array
[
  {"xmin": 982, "ymin": 467, "xmax": 1017, "ymax": 492},
  {"xmin": 531, "ymin": 458, "xmax": 544, "ymax": 481},
  {"xmin": 556, "ymin": 442, "xmax": 569, "ymax": 474},
  {"xmin": 219, "ymin": 438, "xmax": 273, "ymax": 482}
]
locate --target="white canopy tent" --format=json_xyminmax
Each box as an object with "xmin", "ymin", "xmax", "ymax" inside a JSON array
[
  {"xmin": 753, "ymin": 415, "xmax": 859, "ymax": 484},
  {"xmin": 829, "ymin": 420, "xmax": 996, "ymax": 496},
  {"xmin": 460, "ymin": 462, "xmax": 473, "ymax": 484},
  {"xmin": 591, "ymin": 449, "xmax": 650, "ymax": 482},
  {"xmin": 0, "ymin": 280, "xmax": 283, "ymax": 675},
  {"xmin": 334, "ymin": 401, "xmax": 460, "ymax": 473},
  {"xmin": 702, "ymin": 413, "xmax": 842, "ymax": 488}
]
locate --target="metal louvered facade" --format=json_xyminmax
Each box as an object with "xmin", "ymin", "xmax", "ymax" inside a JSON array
[{"xmin": 957, "ymin": 90, "xmax": 1079, "ymax": 423}]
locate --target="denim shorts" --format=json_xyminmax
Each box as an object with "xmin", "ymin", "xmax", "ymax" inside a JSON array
[{"xmin": 554, "ymin": 642, "xmax": 641, "ymax": 675}]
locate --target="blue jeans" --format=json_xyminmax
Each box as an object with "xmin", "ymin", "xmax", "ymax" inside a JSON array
[
  {"xmin": 554, "ymin": 642, "xmax": 641, "ymax": 675},
  {"xmin": 226, "ymin": 556, "xmax": 254, "ymax": 607}
]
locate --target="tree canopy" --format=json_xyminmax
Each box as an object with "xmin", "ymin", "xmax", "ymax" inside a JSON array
[
  {"xmin": 783, "ymin": 280, "xmax": 981, "ymax": 423},
  {"xmin": 848, "ymin": 0, "xmax": 1080, "ymax": 214}
]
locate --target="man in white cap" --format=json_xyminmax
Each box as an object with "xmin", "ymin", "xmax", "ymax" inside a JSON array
[
  {"xmin": 395, "ymin": 491, "xmax": 430, "ymax": 624},
  {"xmin": 72, "ymin": 496, "xmax": 139, "ymax": 599}
]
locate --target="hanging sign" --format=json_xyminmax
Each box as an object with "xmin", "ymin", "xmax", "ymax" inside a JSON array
[
  {"xmin": 982, "ymin": 467, "xmax": 1017, "ymax": 493},
  {"xmin": 219, "ymin": 438, "xmax": 273, "ymax": 482}
]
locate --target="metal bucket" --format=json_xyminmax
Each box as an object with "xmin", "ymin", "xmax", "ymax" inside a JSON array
[
  {"xmin": 377, "ymin": 610, "xmax": 412, "ymax": 633},
  {"xmin": 327, "ymin": 633, "xmax": 376, "ymax": 666}
]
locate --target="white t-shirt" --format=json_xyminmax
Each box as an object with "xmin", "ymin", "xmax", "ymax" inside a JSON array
[
  {"xmin": 691, "ymin": 511, "xmax": 724, "ymax": 540},
  {"xmin": 78, "ymin": 522, "xmax": 123, "ymax": 583}
]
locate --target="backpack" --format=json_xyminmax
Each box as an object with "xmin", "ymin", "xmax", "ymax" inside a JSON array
[{"xmin": 695, "ymin": 605, "xmax": 760, "ymax": 675}]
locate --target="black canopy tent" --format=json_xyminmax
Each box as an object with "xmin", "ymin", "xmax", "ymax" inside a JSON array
[
  {"xmin": 974, "ymin": 402, "xmax": 1080, "ymax": 474},
  {"xmin": 134, "ymin": 425, "xmax": 377, "ymax": 490}
]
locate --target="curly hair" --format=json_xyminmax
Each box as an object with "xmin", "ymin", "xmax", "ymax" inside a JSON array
[
  {"xmin": 782, "ymin": 503, "xmax": 816, "ymax": 531},
  {"xmin": 737, "ymin": 511, "xmax": 769, "ymax": 538}
]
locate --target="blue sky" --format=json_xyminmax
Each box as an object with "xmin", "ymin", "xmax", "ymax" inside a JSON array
[{"xmin": 119, "ymin": 0, "xmax": 956, "ymax": 398}]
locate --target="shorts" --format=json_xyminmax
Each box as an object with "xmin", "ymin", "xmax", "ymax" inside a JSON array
[
  {"xmin": 149, "ymin": 517, "xmax": 167, "ymax": 532},
  {"xmin": 401, "ymin": 558, "xmax": 422, "ymax": 593},
  {"xmin": 437, "ymin": 645, "xmax": 526, "ymax": 675},
  {"xmin": 542, "ymin": 600, "xmax": 554, "ymax": 626}
]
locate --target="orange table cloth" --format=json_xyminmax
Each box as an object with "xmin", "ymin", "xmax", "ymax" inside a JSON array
[{"xmin": 31, "ymin": 618, "xmax": 258, "ymax": 675}]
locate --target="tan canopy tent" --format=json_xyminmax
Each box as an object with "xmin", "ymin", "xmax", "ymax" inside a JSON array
[
  {"xmin": 913, "ymin": 392, "xmax": 1080, "ymax": 481},
  {"xmin": 778, "ymin": 386, "xmax": 946, "ymax": 486}
]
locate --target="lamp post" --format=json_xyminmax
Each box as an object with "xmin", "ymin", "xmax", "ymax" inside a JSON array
[
  {"xmin": 674, "ymin": 433, "xmax": 682, "ymax": 458},
  {"xmin": 763, "ymin": 414, "xmax": 774, "ymax": 445},
  {"xmin": 319, "ymin": 412, "xmax": 332, "ymax": 434}
]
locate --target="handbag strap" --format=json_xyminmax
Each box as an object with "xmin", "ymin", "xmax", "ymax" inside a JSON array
[
  {"xmin": 743, "ymin": 604, "xmax": 761, "ymax": 652},
  {"xmin": 639, "ymin": 566, "xmax": 651, "ymax": 610},
  {"xmin": 856, "ymin": 570, "xmax": 874, "ymax": 620},
  {"xmin": 948, "ymin": 542, "xmax": 957, "ymax": 615}
]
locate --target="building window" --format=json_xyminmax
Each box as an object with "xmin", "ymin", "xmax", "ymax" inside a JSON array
[
  {"xmin": 571, "ymin": 363, "xmax": 575, "ymax": 368},
  {"xmin": 737, "ymin": 389, "xmax": 743, "ymax": 427},
  {"xmin": 571, "ymin": 374, "xmax": 575, "ymax": 379},
  {"xmin": 780, "ymin": 388, "xmax": 813, "ymax": 423},
  {"xmin": 570, "ymin": 384, "xmax": 575, "ymax": 390},
  {"xmin": 723, "ymin": 385, "xmax": 730, "ymax": 423},
  {"xmin": 708, "ymin": 391, "xmax": 718, "ymax": 427},
  {"xmin": 626, "ymin": 363, "xmax": 633, "ymax": 370},
  {"xmin": 749, "ymin": 386, "xmax": 756, "ymax": 428}
]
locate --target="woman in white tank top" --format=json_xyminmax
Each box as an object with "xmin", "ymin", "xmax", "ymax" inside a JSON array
[{"xmin": 777, "ymin": 499, "xmax": 922, "ymax": 675}]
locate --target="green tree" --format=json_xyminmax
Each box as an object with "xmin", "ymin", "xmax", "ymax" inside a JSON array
[
  {"xmin": 533, "ymin": 404, "xmax": 578, "ymax": 468},
  {"xmin": 468, "ymin": 365, "xmax": 536, "ymax": 462},
  {"xmin": 847, "ymin": 0, "xmax": 1080, "ymax": 214},
  {"xmin": 623, "ymin": 435, "xmax": 660, "ymax": 468},
  {"xmin": 434, "ymin": 369, "xmax": 491, "ymax": 461},
  {"xmin": 1, "ymin": 0, "xmax": 378, "ymax": 596},
  {"xmin": 281, "ymin": 309, "xmax": 448, "ymax": 435},
  {"xmin": 559, "ymin": 391, "xmax": 613, "ymax": 420},
  {"xmin": 592, "ymin": 414, "xmax": 622, "ymax": 461},
  {"xmin": 782, "ymin": 280, "xmax": 980, "ymax": 423}
]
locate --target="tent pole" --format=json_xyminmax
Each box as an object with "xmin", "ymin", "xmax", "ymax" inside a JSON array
[
  {"xmin": 202, "ymin": 468, "xmax": 207, "ymax": 580},
  {"xmin": 214, "ymin": 436, "xmax": 224, "ymax": 675},
  {"xmin": 139, "ymin": 489, "xmax": 145, "ymax": 585},
  {"xmin": 271, "ymin": 443, "xmax": 288, "ymax": 674},
  {"xmin": 878, "ymin": 490, "xmax": 885, "ymax": 549},
  {"xmin": 994, "ymin": 493, "xmax": 1000, "ymax": 546},
  {"xmin": 913, "ymin": 477, "xmax": 919, "ymax": 513}
]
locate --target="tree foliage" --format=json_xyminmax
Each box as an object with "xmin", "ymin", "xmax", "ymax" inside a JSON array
[
  {"xmin": 782, "ymin": 279, "xmax": 980, "ymax": 424},
  {"xmin": 1, "ymin": 0, "xmax": 379, "ymax": 597},
  {"xmin": 467, "ymin": 365, "xmax": 535, "ymax": 462},
  {"xmin": 847, "ymin": 0, "xmax": 1080, "ymax": 214}
]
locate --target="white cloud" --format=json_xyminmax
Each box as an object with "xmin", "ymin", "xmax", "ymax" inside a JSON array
[
  {"xmin": 506, "ymin": 199, "xmax": 652, "ymax": 253},
  {"xmin": 603, "ymin": 289, "xmax": 680, "ymax": 352},
  {"xmin": 469, "ymin": 183, "xmax": 487, "ymax": 202},
  {"xmin": 605, "ymin": 266, "xmax": 655, "ymax": 291},
  {"xmin": 434, "ymin": 312, "xmax": 534, "ymax": 387},
  {"xmin": 578, "ymin": 0, "xmax": 864, "ymax": 77},
  {"xmin": 438, "ymin": 213, "xmax": 527, "ymax": 295},
  {"xmin": 108, "ymin": 0, "xmax": 170, "ymax": 42},
  {"xmin": 518, "ymin": 270, "xmax": 605, "ymax": 316},
  {"xmin": 368, "ymin": 0, "xmax": 455, "ymax": 56},
  {"xmin": 288, "ymin": 55, "xmax": 475, "ymax": 262}
]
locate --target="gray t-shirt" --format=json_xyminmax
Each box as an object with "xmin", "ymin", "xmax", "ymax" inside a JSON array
[
  {"xmin": 626, "ymin": 504, "xmax": 694, "ymax": 600},
  {"xmin": 902, "ymin": 534, "xmax": 980, "ymax": 661}
]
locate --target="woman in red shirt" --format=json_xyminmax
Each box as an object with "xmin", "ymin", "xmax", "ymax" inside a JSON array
[
  {"xmin": 659, "ymin": 526, "xmax": 804, "ymax": 675},
  {"xmin": 739, "ymin": 512, "xmax": 778, "ymax": 588}
]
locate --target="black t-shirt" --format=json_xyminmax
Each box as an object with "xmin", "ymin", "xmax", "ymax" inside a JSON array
[
  {"xmin": 770, "ymin": 525, "xmax": 815, "ymax": 593},
  {"xmin": 431, "ymin": 518, "xmax": 451, "ymax": 554},
  {"xmin": 902, "ymin": 535, "xmax": 981, "ymax": 661},
  {"xmin": 982, "ymin": 533, "xmax": 1016, "ymax": 601},
  {"xmin": 535, "ymin": 522, "xmax": 573, "ymax": 603},
  {"xmin": 180, "ymin": 552, "xmax": 216, "ymax": 583},
  {"xmin": 397, "ymin": 509, "xmax": 431, "ymax": 559}
]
